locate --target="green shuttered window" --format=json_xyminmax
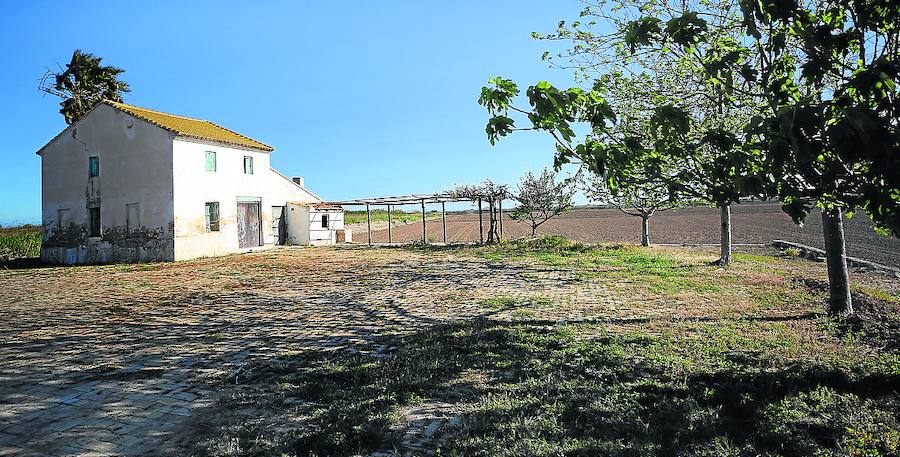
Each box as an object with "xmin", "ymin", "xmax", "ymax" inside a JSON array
[
  {"xmin": 205, "ymin": 151, "xmax": 217, "ymax": 172},
  {"xmin": 243, "ymin": 156, "xmax": 253, "ymax": 174},
  {"xmin": 88, "ymin": 156, "xmax": 100, "ymax": 177},
  {"xmin": 205, "ymin": 202, "xmax": 220, "ymax": 232}
]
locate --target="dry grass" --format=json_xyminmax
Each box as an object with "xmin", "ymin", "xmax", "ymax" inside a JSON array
[
  {"xmin": 2, "ymin": 236, "xmax": 897, "ymax": 455},
  {"xmin": 182, "ymin": 238, "xmax": 900, "ymax": 456}
]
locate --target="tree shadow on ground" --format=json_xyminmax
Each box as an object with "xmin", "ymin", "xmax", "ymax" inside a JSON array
[
  {"xmin": 188, "ymin": 318, "xmax": 900, "ymax": 457},
  {"xmin": 836, "ymin": 290, "xmax": 900, "ymax": 352},
  {"xmin": 0, "ymin": 257, "xmax": 51, "ymax": 270}
]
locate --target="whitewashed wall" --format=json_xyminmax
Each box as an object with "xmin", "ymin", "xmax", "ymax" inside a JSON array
[
  {"xmin": 39, "ymin": 104, "xmax": 325, "ymax": 263},
  {"xmin": 171, "ymin": 139, "xmax": 320, "ymax": 260},
  {"xmin": 268, "ymin": 169, "xmax": 320, "ymax": 207},
  {"xmin": 38, "ymin": 104, "xmax": 175, "ymax": 263},
  {"xmin": 308, "ymin": 208, "xmax": 344, "ymax": 245},
  {"xmin": 171, "ymin": 139, "xmax": 273, "ymax": 260},
  {"xmin": 284, "ymin": 203, "xmax": 344, "ymax": 246}
]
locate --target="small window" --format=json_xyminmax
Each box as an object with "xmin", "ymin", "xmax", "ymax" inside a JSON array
[
  {"xmin": 88, "ymin": 207, "xmax": 101, "ymax": 237},
  {"xmin": 205, "ymin": 151, "xmax": 217, "ymax": 172},
  {"xmin": 126, "ymin": 203, "xmax": 140, "ymax": 235},
  {"xmin": 243, "ymin": 156, "xmax": 253, "ymax": 174},
  {"xmin": 205, "ymin": 202, "xmax": 220, "ymax": 232},
  {"xmin": 321, "ymin": 214, "xmax": 329, "ymax": 228},
  {"xmin": 56, "ymin": 208, "xmax": 71, "ymax": 232},
  {"xmin": 89, "ymin": 156, "xmax": 100, "ymax": 177}
]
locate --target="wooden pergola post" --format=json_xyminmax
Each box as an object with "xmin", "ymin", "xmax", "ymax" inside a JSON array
[
  {"xmin": 387, "ymin": 204, "xmax": 393, "ymax": 244},
  {"xmin": 421, "ymin": 199, "xmax": 427, "ymax": 244},
  {"xmin": 478, "ymin": 198, "xmax": 484, "ymax": 244},
  {"xmin": 366, "ymin": 203, "xmax": 372, "ymax": 246},
  {"xmin": 441, "ymin": 201, "xmax": 447, "ymax": 244}
]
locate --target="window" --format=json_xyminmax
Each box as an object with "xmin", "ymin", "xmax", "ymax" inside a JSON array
[
  {"xmin": 205, "ymin": 202, "xmax": 220, "ymax": 232},
  {"xmin": 88, "ymin": 207, "xmax": 101, "ymax": 237},
  {"xmin": 56, "ymin": 208, "xmax": 71, "ymax": 232},
  {"xmin": 205, "ymin": 151, "xmax": 217, "ymax": 172},
  {"xmin": 243, "ymin": 156, "xmax": 253, "ymax": 174},
  {"xmin": 321, "ymin": 214, "xmax": 329, "ymax": 228},
  {"xmin": 88, "ymin": 156, "xmax": 100, "ymax": 177},
  {"xmin": 126, "ymin": 203, "xmax": 140, "ymax": 235}
]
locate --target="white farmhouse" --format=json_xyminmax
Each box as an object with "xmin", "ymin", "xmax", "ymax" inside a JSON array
[{"xmin": 37, "ymin": 100, "xmax": 345, "ymax": 264}]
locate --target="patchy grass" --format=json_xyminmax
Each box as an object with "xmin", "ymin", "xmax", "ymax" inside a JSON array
[
  {"xmin": 467, "ymin": 236, "xmax": 808, "ymax": 301},
  {"xmin": 191, "ymin": 319, "xmax": 900, "ymax": 456},
  {"xmin": 476, "ymin": 236, "xmax": 686, "ymax": 273},
  {"xmin": 184, "ymin": 237, "xmax": 900, "ymax": 456},
  {"xmin": 477, "ymin": 295, "xmax": 553, "ymax": 311},
  {"xmin": 0, "ymin": 225, "xmax": 41, "ymax": 260}
]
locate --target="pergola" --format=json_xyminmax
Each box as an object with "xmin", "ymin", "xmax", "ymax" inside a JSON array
[{"xmin": 323, "ymin": 193, "xmax": 504, "ymax": 245}]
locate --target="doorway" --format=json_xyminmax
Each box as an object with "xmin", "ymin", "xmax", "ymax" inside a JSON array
[
  {"xmin": 271, "ymin": 206, "xmax": 285, "ymax": 245},
  {"xmin": 237, "ymin": 201, "xmax": 262, "ymax": 248}
]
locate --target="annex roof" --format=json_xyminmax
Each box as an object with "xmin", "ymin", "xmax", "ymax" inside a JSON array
[
  {"xmin": 310, "ymin": 203, "xmax": 344, "ymax": 210},
  {"xmin": 106, "ymin": 100, "xmax": 274, "ymax": 151}
]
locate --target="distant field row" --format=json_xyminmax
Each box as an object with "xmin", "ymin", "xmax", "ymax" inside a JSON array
[
  {"xmin": 344, "ymin": 209, "xmax": 441, "ymax": 225},
  {"xmin": 5, "ymin": 203, "xmax": 897, "ymax": 267},
  {"xmin": 356, "ymin": 203, "xmax": 900, "ymax": 267}
]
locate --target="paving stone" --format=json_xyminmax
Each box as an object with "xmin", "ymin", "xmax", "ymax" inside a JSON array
[
  {"xmin": 50, "ymin": 418, "xmax": 85, "ymax": 432},
  {"xmin": 0, "ymin": 246, "xmax": 627, "ymax": 455},
  {"xmin": 423, "ymin": 420, "xmax": 442, "ymax": 438}
]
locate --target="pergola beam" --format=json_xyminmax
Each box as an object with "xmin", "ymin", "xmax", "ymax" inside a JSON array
[
  {"xmin": 325, "ymin": 193, "xmax": 506, "ymax": 246},
  {"xmin": 324, "ymin": 193, "xmax": 493, "ymax": 206}
]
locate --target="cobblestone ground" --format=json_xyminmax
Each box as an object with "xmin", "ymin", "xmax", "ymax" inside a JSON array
[{"xmin": 0, "ymin": 246, "xmax": 631, "ymax": 456}]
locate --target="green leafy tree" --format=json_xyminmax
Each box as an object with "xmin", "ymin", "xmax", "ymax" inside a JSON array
[
  {"xmin": 39, "ymin": 49, "xmax": 130, "ymax": 124},
  {"xmin": 742, "ymin": 0, "xmax": 899, "ymax": 315},
  {"xmin": 511, "ymin": 168, "xmax": 576, "ymax": 237},
  {"xmin": 630, "ymin": 0, "xmax": 900, "ymax": 314},
  {"xmin": 539, "ymin": 1, "xmax": 766, "ymax": 265},
  {"xmin": 481, "ymin": 1, "xmax": 763, "ymax": 265}
]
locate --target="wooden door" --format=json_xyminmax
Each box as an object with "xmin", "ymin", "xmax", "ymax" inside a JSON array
[
  {"xmin": 271, "ymin": 206, "xmax": 284, "ymax": 245},
  {"xmin": 237, "ymin": 202, "xmax": 261, "ymax": 248}
]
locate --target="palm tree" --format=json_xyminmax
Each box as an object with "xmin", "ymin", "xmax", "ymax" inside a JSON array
[{"xmin": 39, "ymin": 49, "xmax": 130, "ymax": 124}]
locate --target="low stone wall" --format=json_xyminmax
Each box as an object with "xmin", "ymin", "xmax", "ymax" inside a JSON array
[{"xmin": 772, "ymin": 239, "xmax": 900, "ymax": 278}]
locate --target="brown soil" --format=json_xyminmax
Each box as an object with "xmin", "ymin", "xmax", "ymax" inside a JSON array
[{"xmin": 352, "ymin": 202, "xmax": 900, "ymax": 267}]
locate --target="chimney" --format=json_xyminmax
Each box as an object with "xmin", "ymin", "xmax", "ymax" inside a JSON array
[{"xmin": 292, "ymin": 177, "xmax": 305, "ymax": 187}]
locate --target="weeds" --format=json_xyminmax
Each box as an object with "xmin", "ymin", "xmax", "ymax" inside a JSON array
[{"xmin": 0, "ymin": 225, "xmax": 41, "ymax": 260}]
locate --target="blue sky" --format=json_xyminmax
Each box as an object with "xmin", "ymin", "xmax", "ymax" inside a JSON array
[{"xmin": 0, "ymin": 1, "xmax": 586, "ymax": 225}]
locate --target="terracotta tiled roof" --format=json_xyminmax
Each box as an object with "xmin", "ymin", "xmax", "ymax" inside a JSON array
[
  {"xmin": 311, "ymin": 203, "xmax": 343, "ymax": 210},
  {"xmin": 106, "ymin": 100, "xmax": 274, "ymax": 151}
]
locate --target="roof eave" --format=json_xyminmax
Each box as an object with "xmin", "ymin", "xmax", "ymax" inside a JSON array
[{"xmin": 174, "ymin": 134, "xmax": 274, "ymax": 152}]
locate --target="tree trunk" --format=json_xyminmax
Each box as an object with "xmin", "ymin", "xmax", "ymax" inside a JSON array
[
  {"xmin": 531, "ymin": 224, "xmax": 537, "ymax": 237},
  {"xmin": 641, "ymin": 214, "xmax": 650, "ymax": 247},
  {"xmin": 822, "ymin": 208, "xmax": 853, "ymax": 316},
  {"xmin": 719, "ymin": 203, "xmax": 732, "ymax": 265},
  {"xmin": 487, "ymin": 201, "xmax": 497, "ymax": 243}
]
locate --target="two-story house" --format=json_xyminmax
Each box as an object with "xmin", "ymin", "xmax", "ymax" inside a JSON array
[{"xmin": 37, "ymin": 100, "xmax": 344, "ymax": 264}]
